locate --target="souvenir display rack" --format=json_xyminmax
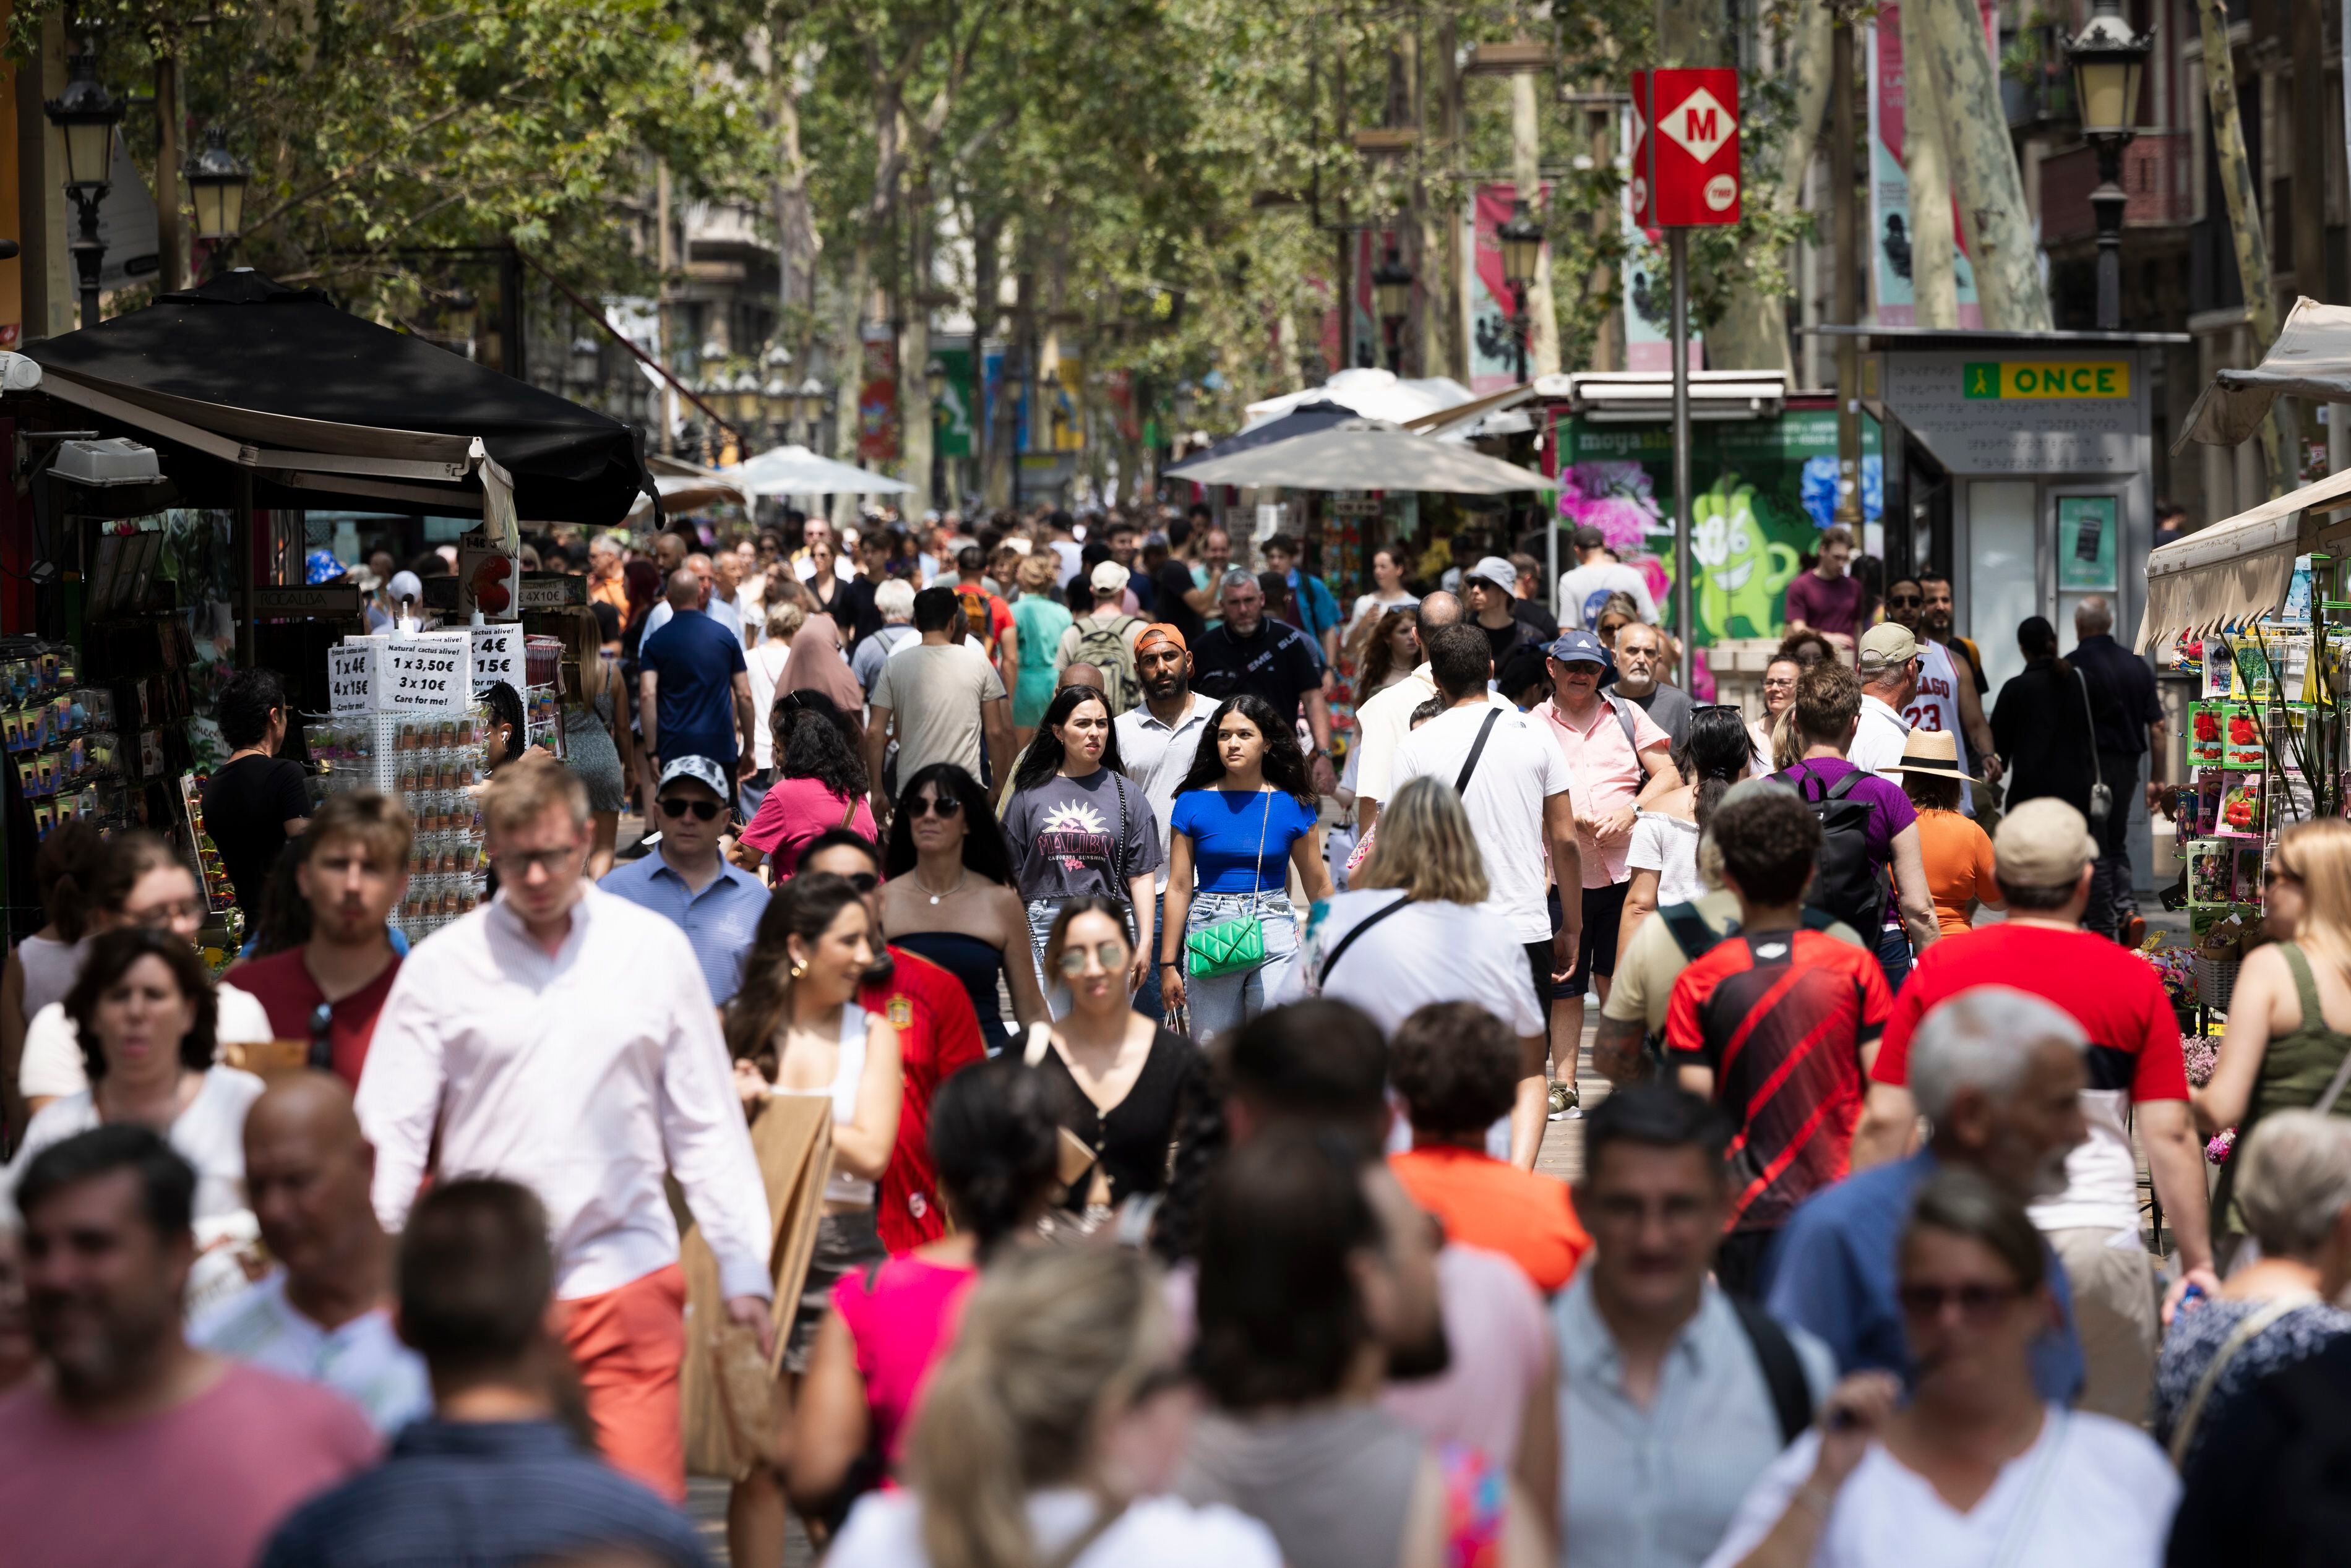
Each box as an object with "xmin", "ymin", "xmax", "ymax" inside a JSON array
[{"xmin": 309, "ymin": 707, "xmax": 494, "ymax": 944}]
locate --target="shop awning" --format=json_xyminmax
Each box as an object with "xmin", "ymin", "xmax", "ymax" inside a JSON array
[
  {"xmin": 1241, "ymin": 368, "xmax": 1476, "ymax": 429},
  {"xmin": 1170, "ymin": 400, "xmax": 1358, "ymax": 473},
  {"xmin": 2177, "ymin": 296, "xmax": 2351, "ymax": 452},
  {"xmin": 1156, "ymin": 419, "xmax": 1550, "ymax": 494},
  {"xmin": 22, "ymin": 270, "xmax": 651, "ymax": 526},
  {"xmin": 2138, "ymin": 463, "xmax": 2351, "ymax": 649},
  {"xmin": 730, "ymin": 443, "xmax": 914, "ymax": 497}
]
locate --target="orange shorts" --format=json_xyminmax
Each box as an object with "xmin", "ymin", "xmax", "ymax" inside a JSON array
[{"xmin": 556, "ymin": 1262, "xmax": 689, "ymax": 1501}]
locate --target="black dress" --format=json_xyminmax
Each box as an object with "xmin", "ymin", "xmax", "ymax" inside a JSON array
[
  {"xmin": 1033, "ymin": 1027, "xmax": 1202, "ymax": 1206},
  {"xmin": 1990, "ymin": 655, "xmax": 2107, "ymax": 818}
]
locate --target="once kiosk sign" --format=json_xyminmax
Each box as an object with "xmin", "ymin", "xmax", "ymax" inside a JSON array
[
  {"xmin": 1881, "ymin": 351, "xmax": 2145, "ymax": 475},
  {"xmin": 1962, "ymin": 361, "xmax": 2133, "ymax": 400}
]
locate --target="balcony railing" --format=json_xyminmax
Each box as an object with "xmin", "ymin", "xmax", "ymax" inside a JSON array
[{"xmin": 2039, "ymin": 132, "xmax": 2196, "ymax": 243}]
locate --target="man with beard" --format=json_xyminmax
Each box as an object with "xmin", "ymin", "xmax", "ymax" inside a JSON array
[
  {"xmin": 0, "ymin": 1127, "xmax": 378, "ymax": 1565},
  {"xmin": 1761, "ymin": 984, "xmax": 2092, "ymax": 1403},
  {"xmin": 1885, "ymin": 573, "xmax": 1998, "ymax": 812},
  {"xmin": 1845, "ymin": 798, "xmax": 2216, "ymax": 1420},
  {"xmin": 1191, "ymin": 570, "xmax": 1337, "ymax": 795},
  {"xmin": 1115, "ymin": 625, "xmax": 1211, "ymax": 1022},
  {"xmin": 230, "ymin": 790, "xmax": 411, "ymax": 1084}
]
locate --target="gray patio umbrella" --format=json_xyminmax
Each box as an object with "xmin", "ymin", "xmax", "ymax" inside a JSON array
[{"xmin": 1163, "ymin": 418, "xmax": 1550, "ymax": 494}]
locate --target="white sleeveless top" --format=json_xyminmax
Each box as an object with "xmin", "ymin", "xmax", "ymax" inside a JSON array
[
  {"xmin": 1902, "ymin": 640, "xmax": 1974, "ymax": 815},
  {"xmin": 774, "ymin": 1001, "xmax": 873, "ymax": 1205}
]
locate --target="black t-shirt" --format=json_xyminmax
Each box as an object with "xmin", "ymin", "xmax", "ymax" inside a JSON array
[
  {"xmin": 200, "ymin": 755, "xmax": 311, "ymax": 917},
  {"xmin": 1479, "ymin": 615, "xmax": 1541, "ymax": 672},
  {"xmin": 1192, "ymin": 619, "xmax": 1323, "ymax": 723},
  {"xmin": 1511, "ymin": 597, "xmax": 1560, "ymax": 645},
  {"xmin": 1154, "ymin": 559, "xmax": 1205, "ymax": 646},
  {"xmin": 835, "ymin": 574, "xmax": 885, "ymax": 648}
]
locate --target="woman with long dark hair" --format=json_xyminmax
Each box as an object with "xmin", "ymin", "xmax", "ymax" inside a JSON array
[
  {"xmin": 736, "ymin": 689, "xmax": 877, "ymax": 879},
  {"xmin": 1000, "ymin": 683, "xmax": 1158, "ymax": 995},
  {"xmin": 1990, "ymin": 613, "xmax": 2104, "ymax": 820},
  {"xmin": 1354, "ymin": 606, "xmax": 1421, "ymax": 699},
  {"xmin": 1159, "ymin": 695, "xmax": 1330, "ymax": 1044},
  {"xmin": 881, "ymin": 763, "xmax": 1048, "ymax": 1048},
  {"xmin": 1615, "ymin": 703, "xmax": 1752, "ymax": 966}
]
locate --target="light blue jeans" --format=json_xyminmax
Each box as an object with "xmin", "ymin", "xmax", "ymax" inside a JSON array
[{"xmin": 1180, "ymin": 891, "xmax": 1299, "ymax": 1047}]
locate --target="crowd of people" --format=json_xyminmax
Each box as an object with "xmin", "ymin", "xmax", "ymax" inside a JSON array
[{"xmin": 0, "ymin": 499, "xmax": 2341, "ymax": 1568}]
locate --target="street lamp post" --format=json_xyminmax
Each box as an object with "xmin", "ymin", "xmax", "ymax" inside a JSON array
[
  {"xmin": 183, "ymin": 125, "xmax": 251, "ymax": 280},
  {"xmin": 44, "ymin": 46, "xmax": 126, "ymax": 329},
  {"xmin": 1372, "ymin": 246, "xmax": 1413, "ymax": 375},
  {"xmin": 2065, "ymin": 0, "xmax": 2149, "ymax": 332},
  {"xmin": 924, "ymin": 356, "xmax": 948, "ymax": 510},
  {"xmin": 1497, "ymin": 200, "xmax": 1544, "ymax": 384}
]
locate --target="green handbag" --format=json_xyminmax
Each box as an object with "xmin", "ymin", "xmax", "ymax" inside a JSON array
[{"xmin": 1185, "ymin": 789, "xmax": 1273, "ymax": 979}]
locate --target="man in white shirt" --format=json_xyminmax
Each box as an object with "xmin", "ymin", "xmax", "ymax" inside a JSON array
[
  {"xmin": 354, "ymin": 752, "xmax": 773, "ymax": 1502},
  {"xmin": 865, "ymin": 586, "xmax": 1013, "ymax": 824},
  {"xmin": 1847, "ymin": 623, "xmax": 1919, "ymax": 779},
  {"xmin": 1388, "ymin": 623, "xmax": 1581, "ymax": 1169},
  {"xmin": 1347, "ymin": 590, "xmax": 1463, "ymax": 837},
  {"xmin": 1556, "ymin": 525, "xmax": 1659, "ymax": 631},
  {"xmin": 1114, "ymin": 624, "xmax": 1210, "ymax": 1023},
  {"xmin": 193, "ymin": 1074, "xmax": 430, "ymax": 1436}
]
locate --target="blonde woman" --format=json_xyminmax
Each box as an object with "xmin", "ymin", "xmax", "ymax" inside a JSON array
[
  {"xmin": 1284, "ymin": 776, "xmax": 1550, "ymax": 1161},
  {"xmin": 2196, "ymin": 819, "xmax": 2351, "ymax": 1245},
  {"xmin": 827, "ymin": 1246, "xmax": 1280, "ymax": 1568}
]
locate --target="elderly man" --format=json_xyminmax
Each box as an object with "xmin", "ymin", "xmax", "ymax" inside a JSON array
[
  {"xmin": 2066, "ymin": 594, "xmax": 2165, "ymax": 943},
  {"xmin": 587, "ymin": 532, "xmax": 629, "ymax": 615},
  {"xmin": 793, "ymin": 515, "xmax": 854, "ymax": 582},
  {"xmin": 1761, "ymin": 986, "xmax": 2091, "ymax": 1402},
  {"xmin": 850, "ymin": 577, "xmax": 921, "ymax": 696},
  {"xmin": 642, "ymin": 551, "xmax": 736, "ymax": 644},
  {"xmin": 1846, "ymin": 622, "xmax": 1919, "ymax": 778},
  {"xmin": 193, "ymin": 1075, "xmax": 429, "ymax": 1435},
  {"xmin": 1612, "ymin": 621, "xmax": 1691, "ymax": 749},
  {"xmin": 1347, "ymin": 589, "xmax": 1464, "ymax": 836},
  {"xmin": 1190, "ymin": 568, "xmax": 1336, "ymax": 794}
]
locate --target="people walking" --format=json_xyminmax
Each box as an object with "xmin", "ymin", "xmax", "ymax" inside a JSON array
[
  {"xmin": 1007, "ymin": 553, "xmax": 1072, "ymax": 743},
  {"xmin": 598, "ymin": 755, "xmax": 768, "ymax": 1006},
  {"xmin": 1557, "ymin": 523, "xmax": 1659, "ymax": 630},
  {"xmin": 1781, "ymin": 525, "xmax": 1865, "ymax": 643},
  {"xmin": 1844, "ymin": 622, "xmax": 1919, "ymax": 778},
  {"xmin": 1880, "ymin": 575, "xmax": 1999, "ymax": 810},
  {"xmin": 866, "ymin": 586, "xmax": 1014, "ymax": 820},
  {"xmin": 1612, "ymin": 622, "xmax": 1693, "ymax": 748},
  {"xmin": 1160, "ymin": 695, "xmax": 1330, "ymax": 1046},
  {"xmin": 356, "ymin": 753, "xmax": 775, "ymax": 1501},
  {"xmin": 849, "ymin": 578, "xmax": 920, "ymax": 698},
  {"xmin": 1002, "ymin": 683, "xmax": 1162, "ymax": 987},
  {"xmin": 1884, "ymin": 729, "xmax": 2001, "ymax": 937},
  {"xmin": 1749, "ymin": 656, "xmax": 1799, "ymax": 774},
  {"xmin": 554, "ymin": 604, "xmax": 632, "ymax": 876},
  {"xmin": 1190, "ymin": 569, "xmax": 1337, "ymax": 794},
  {"xmin": 1114, "ymin": 624, "xmax": 1211, "ymax": 1022},
  {"xmin": 1463, "ymin": 554, "xmax": 1548, "ymax": 673},
  {"xmin": 2066, "ymin": 595, "xmax": 2165, "ymax": 941},
  {"xmin": 200, "ymin": 669, "xmax": 313, "ymax": 920},
  {"xmin": 1617, "ymin": 703, "xmax": 1750, "ymax": 963},
  {"xmin": 1058, "ymin": 560, "xmax": 1146, "ymax": 714},
  {"xmin": 881, "ymin": 763, "xmax": 1049, "ymax": 1050},
  {"xmin": 1261, "ymin": 532, "xmax": 1344, "ymax": 667},
  {"xmin": 1991, "ymin": 614, "xmax": 2108, "ymax": 824},
  {"xmin": 1349, "ymin": 589, "xmax": 1464, "ymax": 837},
  {"xmin": 742, "ymin": 594, "xmax": 804, "ymax": 818},
  {"xmin": 639, "ymin": 567, "xmax": 756, "ymax": 790},
  {"xmin": 734, "ymin": 690, "xmax": 877, "ymax": 880},
  {"xmin": 1343, "ymin": 545, "xmax": 1420, "ymax": 660}
]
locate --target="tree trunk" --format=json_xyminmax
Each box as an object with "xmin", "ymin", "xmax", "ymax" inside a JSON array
[
  {"xmin": 771, "ymin": 43, "xmax": 818, "ymax": 328},
  {"xmin": 1511, "ymin": 71, "xmax": 1561, "ymax": 377},
  {"xmin": 1916, "ymin": 0, "xmax": 2050, "ymax": 330},
  {"xmin": 1900, "ymin": 0, "xmax": 1958, "ymax": 327},
  {"xmin": 1706, "ymin": 0, "xmax": 1831, "ymax": 371},
  {"xmin": 900, "ymin": 186, "xmax": 935, "ymax": 509},
  {"xmin": 832, "ymin": 236, "xmax": 870, "ymax": 528},
  {"xmin": 972, "ymin": 208, "xmax": 1006, "ymax": 510},
  {"xmin": 2198, "ymin": 0, "xmax": 2288, "ymax": 493}
]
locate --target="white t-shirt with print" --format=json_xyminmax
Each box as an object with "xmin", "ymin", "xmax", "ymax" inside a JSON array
[
  {"xmin": 1390, "ymin": 703, "xmax": 1573, "ymax": 942},
  {"xmin": 832, "ymin": 1489, "xmax": 1280, "ymax": 1568}
]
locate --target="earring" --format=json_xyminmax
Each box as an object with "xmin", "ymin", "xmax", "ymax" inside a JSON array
[{"xmin": 789, "ymin": 958, "xmax": 808, "ymax": 980}]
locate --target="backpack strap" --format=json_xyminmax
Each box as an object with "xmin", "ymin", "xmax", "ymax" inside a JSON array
[
  {"xmin": 1824, "ymin": 767, "xmax": 1868, "ymax": 802},
  {"xmin": 1727, "ymin": 1293, "xmax": 1813, "ymax": 1449},
  {"xmin": 1799, "ymin": 906, "xmax": 1841, "ymax": 933},
  {"xmin": 1605, "ymin": 692, "xmax": 1640, "ymax": 751},
  {"xmin": 1659, "ymin": 901, "xmax": 1725, "ymax": 962},
  {"xmin": 1317, "ymin": 893, "xmax": 1416, "ymax": 988},
  {"xmin": 1454, "ymin": 709, "xmax": 1503, "ymax": 795}
]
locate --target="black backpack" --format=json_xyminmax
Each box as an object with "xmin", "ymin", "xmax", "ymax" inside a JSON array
[{"xmin": 1788, "ymin": 767, "xmax": 1885, "ymax": 938}]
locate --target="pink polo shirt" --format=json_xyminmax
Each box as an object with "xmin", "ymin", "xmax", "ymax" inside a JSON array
[{"xmin": 1534, "ymin": 695, "xmax": 1671, "ymax": 887}]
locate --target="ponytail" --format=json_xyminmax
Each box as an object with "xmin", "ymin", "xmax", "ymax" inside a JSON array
[{"xmin": 1680, "ymin": 705, "xmax": 1756, "ymax": 836}]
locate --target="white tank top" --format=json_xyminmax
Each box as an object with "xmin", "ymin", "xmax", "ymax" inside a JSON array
[
  {"xmin": 1902, "ymin": 640, "xmax": 1974, "ymax": 815},
  {"xmin": 775, "ymin": 1001, "xmax": 874, "ymax": 1205}
]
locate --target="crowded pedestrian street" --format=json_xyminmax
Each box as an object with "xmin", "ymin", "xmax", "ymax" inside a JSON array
[{"xmin": 8, "ymin": 1, "xmax": 2351, "ymax": 1565}]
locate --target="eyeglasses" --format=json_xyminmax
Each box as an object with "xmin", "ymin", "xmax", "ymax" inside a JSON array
[
  {"xmin": 491, "ymin": 843, "xmax": 583, "ymax": 875},
  {"xmin": 1896, "ymin": 1281, "xmax": 2024, "ymax": 1322},
  {"xmin": 1056, "ymin": 939, "xmax": 1130, "ymax": 977},
  {"xmin": 1886, "ymin": 593, "xmax": 1923, "ymax": 607},
  {"xmin": 658, "ymin": 797, "xmax": 723, "ymax": 821},
  {"xmin": 903, "ymin": 794, "xmax": 964, "ymax": 819},
  {"xmin": 124, "ymin": 900, "xmax": 208, "ymax": 928}
]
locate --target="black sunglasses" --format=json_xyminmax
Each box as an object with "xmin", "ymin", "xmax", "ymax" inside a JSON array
[
  {"xmin": 1886, "ymin": 593, "xmax": 1923, "ymax": 607},
  {"xmin": 836, "ymin": 871, "xmax": 880, "ymax": 893},
  {"xmin": 658, "ymin": 796, "xmax": 723, "ymax": 821},
  {"xmin": 903, "ymin": 794, "xmax": 965, "ymax": 819}
]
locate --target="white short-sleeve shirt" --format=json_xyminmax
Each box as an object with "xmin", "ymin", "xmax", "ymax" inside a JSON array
[
  {"xmin": 1390, "ymin": 703, "xmax": 1571, "ymax": 942},
  {"xmin": 17, "ymin": 984, "xmax": 273, "ymax": 1102}
]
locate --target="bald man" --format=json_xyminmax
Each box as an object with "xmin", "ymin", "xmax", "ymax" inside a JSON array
[
  {"xmin": 2068, "ymin": 593, "xmax": 2165, "ymax": 943},
  {"xmin": 1350, "ymin": 589, "xmax": 1465, "ymax": 835},
  {"xmin": 192, "ymin": 1074, "xmax": 430, "ymax": 1434},
  {"xmin": 640, "ymin": 565, "xmax": 756, "ymax": 782}
]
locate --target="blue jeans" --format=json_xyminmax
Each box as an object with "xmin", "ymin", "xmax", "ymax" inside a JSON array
[
  {"xmin": 1180, "ymin": 891, "xmax": 1299, "ymax": 1047},
  {"xmin": 1876, "ymin": 924, "xmax": 1913, "ymax": 992},
  {"xmin": 1132, "ymin": 950, "xmax": 1166, "ymax": 1022}
]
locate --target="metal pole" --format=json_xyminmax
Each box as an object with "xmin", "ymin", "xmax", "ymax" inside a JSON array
[
  {"xmin": 71, "ymin": 194, "xmax": 103, "ymax": 330},
  {"xmin": 1831, "ymin": 9, "xmax": 1862, "ymax": 528},
  {"xmin": 234, "ymin": 466, "xmax": 254, "ymax": 669},
  {"xmin": 1670, "ymin": 228, "xmax": 1694, "ymax": 692},
  {"xmin": 1545, "ymin": 406, "xmax": 1560, "ymax": 622},
  {"xmin": 2091, "ymin": 138, "xmax": 2125, "ymax": 332}
]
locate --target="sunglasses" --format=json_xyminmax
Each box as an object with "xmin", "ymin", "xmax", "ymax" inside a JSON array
[
  {"xmin": 658, "ymin": 797, "xmax": 723, "ymax": 821},
  {"xmin": 1896, "ymin": 1281, "xmax": 2024, "ymax": 1322},
  {"xmin": 1886, "ymin": 593, "xmax": 1922, "ymax": 607},
  {"xmin": 835, "ymin": 871, "xmax": 881, "ymax": 893},
  {"xmin": 903, "ymin": 794, "xmax": 965, "ymax": 819},
  {"xmin": 1055, "ymin": 939, "xmax": 1130, "ymax": 977}
]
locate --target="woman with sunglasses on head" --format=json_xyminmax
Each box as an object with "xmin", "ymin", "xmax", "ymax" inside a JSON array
[
  {"xmin": 1001, "ymin": 684, "xmax": 1161, "ymax": 995},
  {"xmin": 883, "ymin": 764, "xmax": 1049, "ymax": 1050},
  {"xmin": 1707, "ymin": 1169, "xmax": 2176, "ymax": 1568},
  {"xmin": 735, "ymin": 690, "xmax": 877, "ymax": 881},
  {"xmin": 1615, "ymin": 705, "xmax": 1751, "ymax": 969},
  {"xmin": 1161, "ymin": 695, "xmax": 1330, "ymax": 1045}
]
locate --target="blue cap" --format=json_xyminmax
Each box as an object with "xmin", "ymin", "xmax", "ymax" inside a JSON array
[
  {"xmin": 305, "ymin": 548, "xmax": 348, "ymax": 585},
  {"xmin": 1544, "ymin": 629, "xmax": 1617, "ymax": 685}
]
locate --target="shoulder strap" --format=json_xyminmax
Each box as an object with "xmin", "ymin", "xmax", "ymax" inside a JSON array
[
  {"xmin": 1605, "ymin": 692, "xmax": 1639, "ymax": 751},
  {"xmin": 1454, "ymin": 708, "xmax": 1504, "ymax": 796},
  {"xmin": 2074, "ymin": 669, "xmax": 2104, "ymax": 789},
  {"xmin": 1659, "ymin": 901, "xmax": 1725, "ymax": 962},
  {"xmin": 1824, "ymin": 767, "xmax": 1868, "ymax": 802},
  {"xmin": 1727, "ymin": 1294, "xmax": 1813, "ymax": 1448},
  {"xmin": 2280, "ymin": 942, "xmax": 2326, "ymax": 1034},
  {"xmin": 2167, "ymin": 1295, "xmax": 2320, "ymax": 1467},
  {"xmin": 838, "ymin": 791, "xmax": 860, "ymax": 830},
  {"xmin": 1317, "ymin": 893, "xmax": 1416, "ymax": 987}
]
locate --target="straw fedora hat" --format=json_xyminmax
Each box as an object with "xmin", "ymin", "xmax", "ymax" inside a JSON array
[{"xmin": 1880, "ymin": 728, "xmax": 1987, "ymax": 786}]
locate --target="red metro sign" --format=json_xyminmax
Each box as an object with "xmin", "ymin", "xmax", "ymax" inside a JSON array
[{"xmin": 1630, "ymin": 69, "xmax": 1742, "ymax": 228}]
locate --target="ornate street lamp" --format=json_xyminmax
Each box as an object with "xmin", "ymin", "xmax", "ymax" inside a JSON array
[
  {"xmin": 797, "ymin": 375, "xmax": 827, "ymax": 445},
  {"xmin": 1497, "ymin": 200, "xmax": 1544, "ymax": 383},
  {"xmin": 2065, "ymin": 0, "xmax": 2150, "ymax": 331},
  {"xmin": 183, "ymin": 125, "xmax": 250, "ymax": 276},
  {"xmin": 1372, "ymin": 246, "xmax": 1414, "ymax": 374},
  {"xmin": 569, "ymin": 336, "xmax": 601, "ymax": 391},
  {"xmin": 924, "ymin": 356, "xmax": 947, "ymax": 404},
  {"xmin": 762, "ymin": 375, "xmax": 791, "ymax": 441},
  {"xmin": 442, "ymin": 289, "xmax": 478, "ymax": 354},
  {"xmin": 43, "ymin": 45, "xmax": 125, "ymax": 328}
]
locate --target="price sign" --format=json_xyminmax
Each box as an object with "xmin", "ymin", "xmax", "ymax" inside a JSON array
[
  {"xmin": 329, "ymin": 643, "xmax": 375, "ymax": 716},
  {"xmin": 381, "ymin": 632, "xmax": 473, "ymax": 712},
  {"xmin": 470, "ymin": 623, "xmax": 523, "ymax": 695}
]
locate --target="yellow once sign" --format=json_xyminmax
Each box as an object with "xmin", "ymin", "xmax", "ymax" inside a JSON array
[{"xmin": 1961, "ymin": 361, "xmax": 2131, "ymax": 399}]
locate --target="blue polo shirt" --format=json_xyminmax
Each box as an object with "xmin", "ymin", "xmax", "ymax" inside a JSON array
[
  {"xmin": 597, "ymin": 852, "xmax": 768, "ymax": 1005},
  {"xmin": 1760, "ymin": 1149, "xmax": 2087, "ymax": 1404},
  {"xmin": 641, "ymin": 609, "xmax": 748, "ymax": 771}
]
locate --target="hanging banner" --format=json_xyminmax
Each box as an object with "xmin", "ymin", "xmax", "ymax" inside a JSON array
[
  {"xmin": 934, "ymin": 343, "xmax": 976, "ymax": 458},
  {"xmin": 1471, "ymin": 190, "xmax": 1549, "ymax": 394},
  {"xmin": 856, "ymin": 322, "xmax": 899, "ymax": 463},
  {"xmin": 1866, "ymin": 4, "xmax": 1985, "ymax": 327},
  {"xmin": 1314, "ymin": 230, "xmax": 1395, "ymax": 378},
  {"xmin": 1051, "ymin": 354, "xmax": 1085, "ymax": 452},
  {"xmin": 1619, "ymin": 119, "xmax": 1700, "ymax": 374}
]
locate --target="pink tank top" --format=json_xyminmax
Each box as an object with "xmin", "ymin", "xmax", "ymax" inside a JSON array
[{"xmin": 831, "ymin": 1254, "xmax": 979, "ymax": 1467}]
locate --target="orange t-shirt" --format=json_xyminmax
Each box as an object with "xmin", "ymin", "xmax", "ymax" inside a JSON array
[
  {"xmin": 1390, "ymin": 1144, "xmax": 1591, "ymax": 1293},
  {"xmin": 1915, "ymin": 807, "xmax": 2000, "ymax": 938}
]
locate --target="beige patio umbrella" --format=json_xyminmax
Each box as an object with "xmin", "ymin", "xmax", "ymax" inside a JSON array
[{"xmin": 1166, "ymin": 418, "xmax": 1551, "ymax": 493}]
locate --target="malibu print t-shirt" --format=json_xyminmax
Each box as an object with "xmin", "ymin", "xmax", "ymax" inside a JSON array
[{"xmin": 1002, "ymin": 767, "xmax": 1163, "ymax": 904}]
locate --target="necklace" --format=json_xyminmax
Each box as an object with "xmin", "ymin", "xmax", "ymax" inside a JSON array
[{"xmin": 913, "ymin": 866, "xmax": 966, "ymax": 906}]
